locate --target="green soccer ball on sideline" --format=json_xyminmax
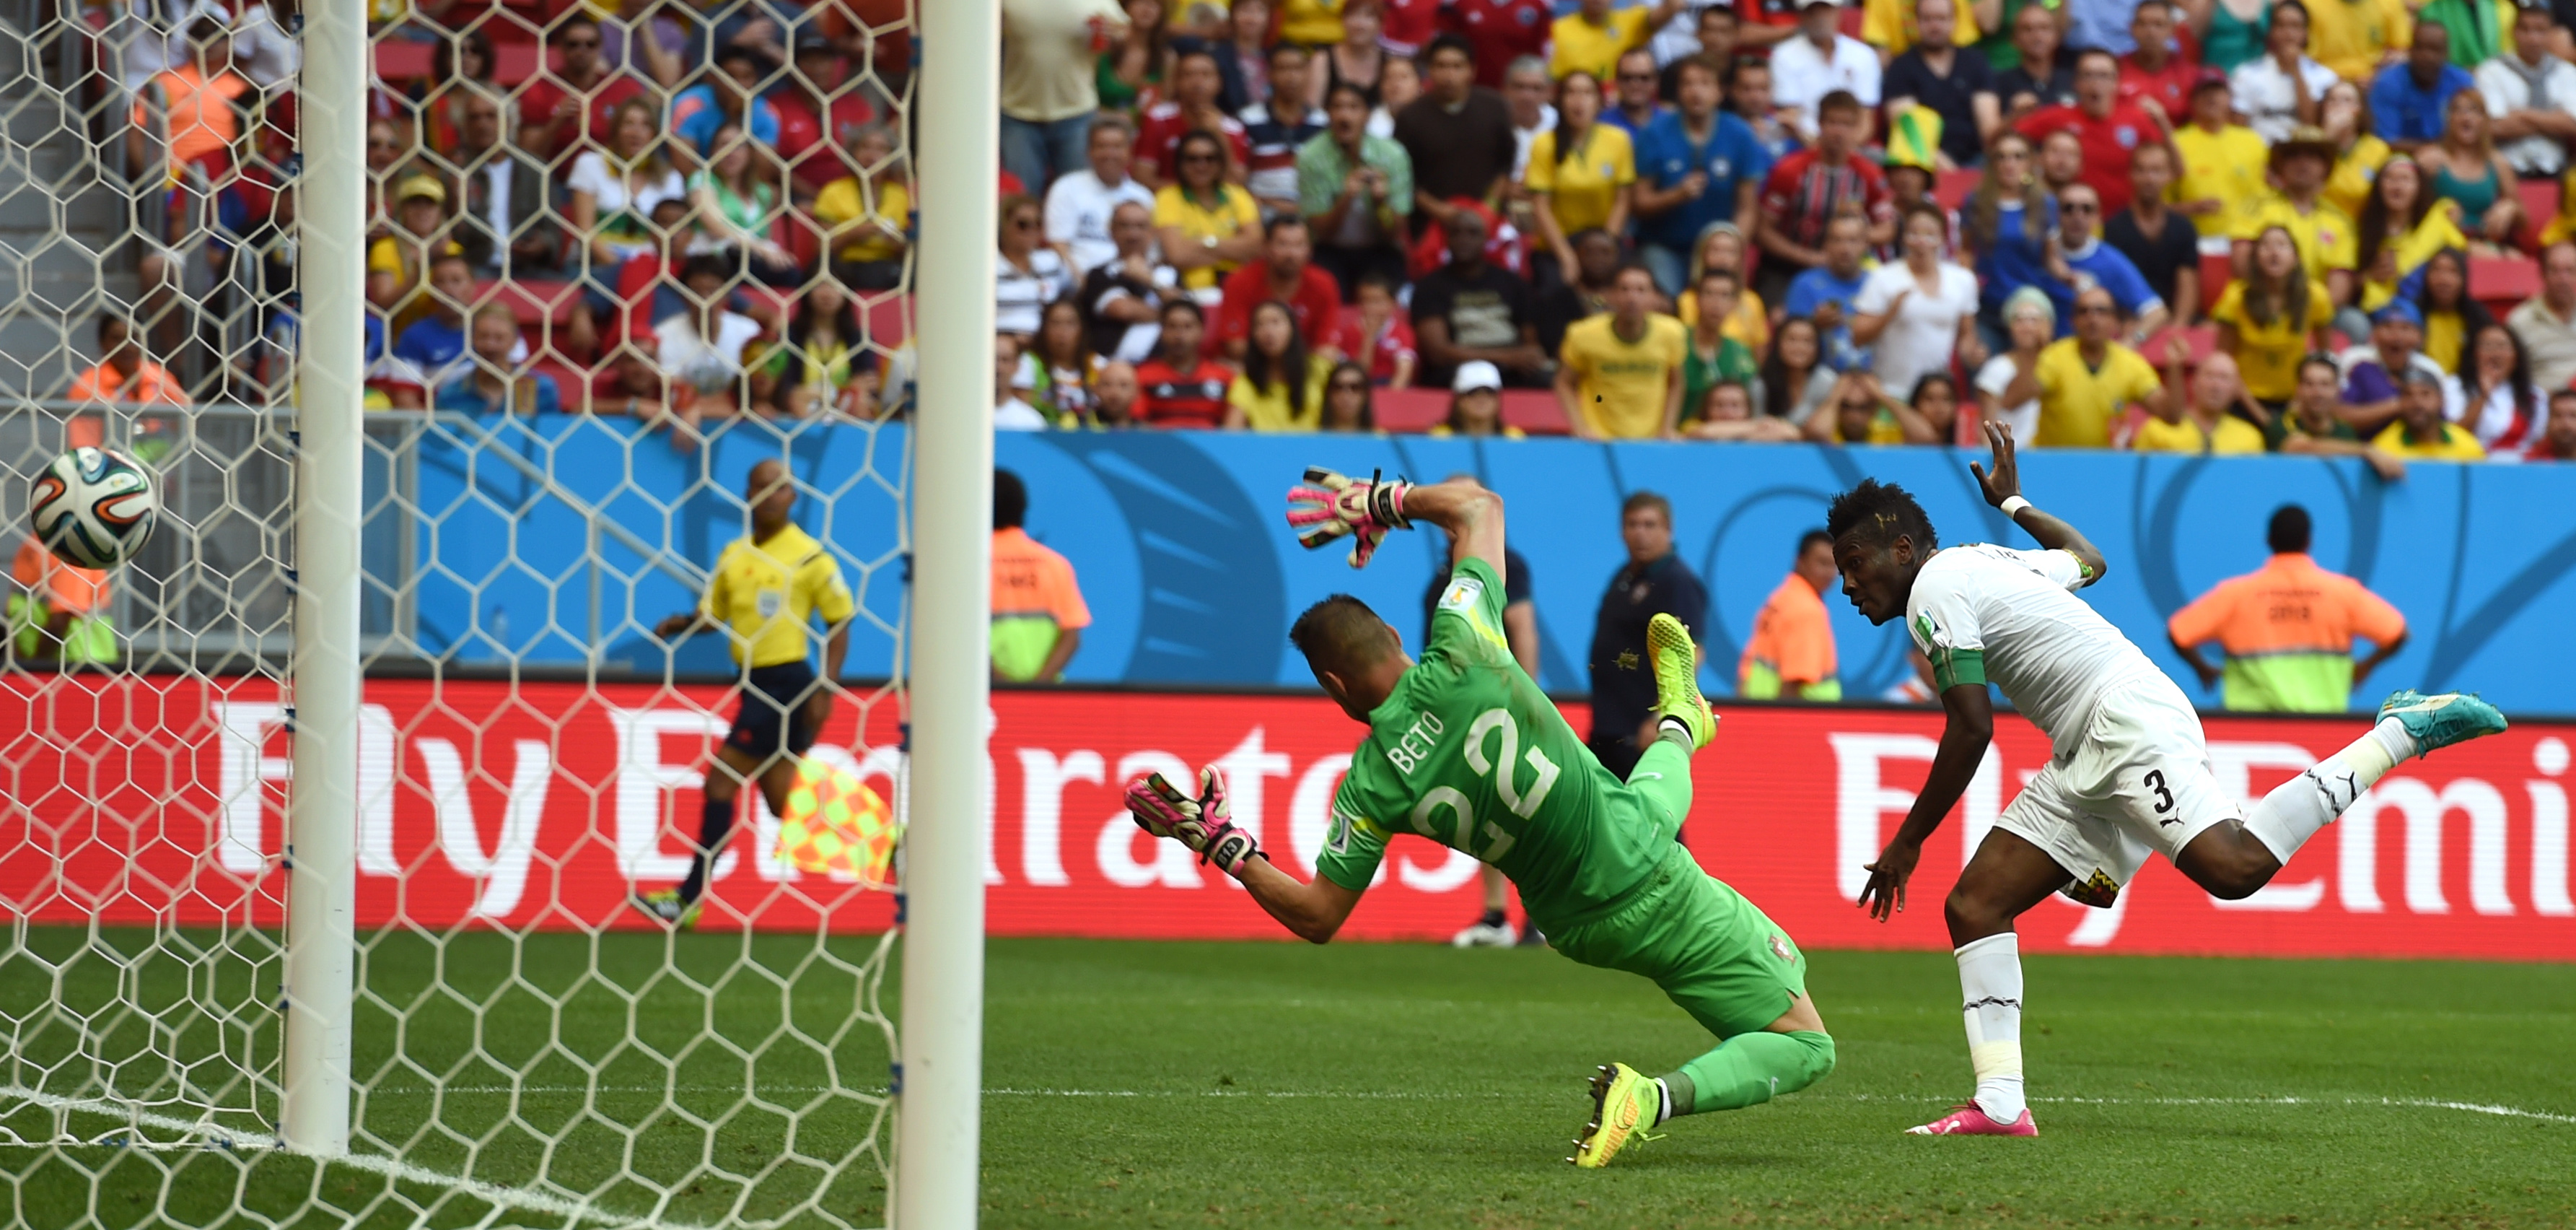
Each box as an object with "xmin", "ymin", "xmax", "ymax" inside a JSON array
[{"xmin": 28, "ymin": 445, "xmax": 158, "ymax": 570}]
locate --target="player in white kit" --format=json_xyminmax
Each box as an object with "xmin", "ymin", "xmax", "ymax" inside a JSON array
[{"xmin": 1829, "ymin": 423, "xmax": 2508, "ymax": 1136}]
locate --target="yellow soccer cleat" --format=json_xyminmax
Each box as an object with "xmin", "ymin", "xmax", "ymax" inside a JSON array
[
  {"xmin": 1570, "ymin": 1062, "xmax": 1662, "ymax": 1169},
  {"xmin": 1647, "ymin": 612, "xmax": 1715, "ymax": 751},
  {"xmin": 631, "ymin": 889, "xmax": 701, "ymax": 931}
]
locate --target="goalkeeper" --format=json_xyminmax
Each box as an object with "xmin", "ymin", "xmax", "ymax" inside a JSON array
[{"xmin": 1125, "ymin": 471, "xmax": 1834, "ymax": 1168}]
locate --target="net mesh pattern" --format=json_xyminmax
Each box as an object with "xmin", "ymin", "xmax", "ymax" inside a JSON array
[{"xmin": 0, "ymin": 1, "xmax": 917, "ymax": 1224}]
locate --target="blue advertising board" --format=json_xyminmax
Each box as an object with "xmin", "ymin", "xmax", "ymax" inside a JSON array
[{"xmin": 400, "ymin": 416, "xmax": 2576, "ymax": 715}]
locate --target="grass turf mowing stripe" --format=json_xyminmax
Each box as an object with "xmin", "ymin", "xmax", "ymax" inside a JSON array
[{"xmin": 0, "ymin": 1084, "xmax": 716, "ymax": 1230}]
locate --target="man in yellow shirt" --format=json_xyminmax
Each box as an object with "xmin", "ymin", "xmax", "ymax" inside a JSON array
[
  {"xmin": 366, "ymin": 175, "xmax": 465, "ymax": 334},
  {"xmin": 634, "ymin": 458, "xmax": 856, "ymax": 929},
  {"xmin": 2018, "ymin": 286, "xmax": 2172, "ymax": 447},
  {"xmin": 2234, "ymin": 131, "xmax": 2359, "ymax": 309},
  {"xmin": 2170, "ymin": 72, "xmax": 2271, "ymax": 240},
  {"xmin": 1556, "ymin": 263, "xmax": 1687, "ymax": 438},
  {"xmin": 2370, "ymin": 366, "xmax": 2489, "ymax": 459},
  {"xmin": 1551, "ymin": 0, "xmax": 1687, "ymax": 82},
  {"xmin": 2130, "ymin": 349, "xmax": 2269, "ymax": 453},
  {"xmin": 2308, "ymin": 0, "xmax": 2412, "ymax": 84},
  {"xmin": 1738, "ymin": 530, "xmax": 1842, "ymax": 700}
]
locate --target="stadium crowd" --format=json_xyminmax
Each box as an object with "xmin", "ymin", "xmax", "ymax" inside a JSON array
[{"xmin": 75, "ymin": 0, "xmax": 2576, "ymax": 459}]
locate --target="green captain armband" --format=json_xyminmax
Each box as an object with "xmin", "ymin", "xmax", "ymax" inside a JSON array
[{"xmin": 1929, "ymin": 647, "xmax": 1986, "ymax": 692}]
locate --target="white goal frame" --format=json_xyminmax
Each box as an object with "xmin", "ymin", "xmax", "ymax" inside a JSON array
[{"xmin": 268, "ymin": 0, "xmax": 995, "ymax": 1222}]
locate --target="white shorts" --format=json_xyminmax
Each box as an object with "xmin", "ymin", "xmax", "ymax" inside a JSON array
[{"xmin": 1994, "ymin": 675, "xmax": 2238, "ymax": 907}]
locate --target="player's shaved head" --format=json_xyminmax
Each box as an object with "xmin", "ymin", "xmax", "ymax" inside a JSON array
[
  {"xmin": 747, "ymin": 458, "xmax": 795, "ymax": 536},
  {"xmin": 1292, "ymin": 595, "xmax": 1398, "ymax": 672},
  {"xmin": 1292, "ymin": 595, "xmax": 1407, "ymax": 718}
]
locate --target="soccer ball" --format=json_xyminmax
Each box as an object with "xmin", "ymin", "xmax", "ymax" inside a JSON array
[{"xmin": 27, "ymin": 446, "xmax": 158, "ymax": 570}]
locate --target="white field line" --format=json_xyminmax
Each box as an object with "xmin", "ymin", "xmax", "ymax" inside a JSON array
[
  {"xmin": 0, "ymin": 1084, "xmax": 714, "ymax": 1230},
  {"xmin": 983, "ymin": 1087, "xmax": 2576, "ymax": 1122}
]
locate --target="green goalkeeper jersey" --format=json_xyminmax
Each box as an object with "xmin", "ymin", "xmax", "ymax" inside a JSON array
[{"xmin": 1316, "ymin": 557, "xmax": 1680, "ymax": 929}]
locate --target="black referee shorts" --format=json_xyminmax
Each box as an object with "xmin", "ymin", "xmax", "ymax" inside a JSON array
[{"xmin": 725, "ymin": 660, "xmax": 821, "ymax": 762}]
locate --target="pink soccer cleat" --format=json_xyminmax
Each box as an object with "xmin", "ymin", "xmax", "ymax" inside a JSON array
[{"xmin": 1905, "ymin": 1104, "xmax": 2038, "ymax": 1136}]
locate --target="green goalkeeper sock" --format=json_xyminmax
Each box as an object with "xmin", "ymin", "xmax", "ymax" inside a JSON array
[{"xmin": 1661, "ymin": 1030, "xmax": 1836, "ymax": 1118}]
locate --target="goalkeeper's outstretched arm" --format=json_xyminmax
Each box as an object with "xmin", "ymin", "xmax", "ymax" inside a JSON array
[
  {"xmin": 1399, "ymin": 479, "xmax": 1508, "ymax": 584},
  {"xmin": 1240, "ymin": 858, "xmax": 1366, "ymax": 944},
  {"xmin": 1126, "ymin": 769, "xmax": 1366, "ymax": 943}
]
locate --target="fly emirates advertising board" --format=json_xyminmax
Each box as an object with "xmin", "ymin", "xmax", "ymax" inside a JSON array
[{"xmin": 4, "ymin": 677, "xmax": 2569, "ymax": 959}]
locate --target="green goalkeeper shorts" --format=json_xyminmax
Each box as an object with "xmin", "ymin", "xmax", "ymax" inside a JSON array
[{"xmin": 1549, "ymin": 844, "xmax": 1810, "ymax": 1039}]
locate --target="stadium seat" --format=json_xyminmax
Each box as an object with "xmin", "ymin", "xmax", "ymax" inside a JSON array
[
  {"xmin": 1372, "ymin": 388, "xmax": 1443, "ymax": 432},
  {"xmin": 1370, "ymin": 388, "xmax": 1568, "ymax": 435},
  {"xmin": 492, "ymin": 43, "xmax": 543, "ymax": 84},
  {"xmin": 2520, "ymin": 179, "xmax": 2559, "ymax": 236},
  {"xmin": 374, "ymin": 40, "xmax": 433, "ymax": 82},
  {"xmin": 2142, "ymin": 324, "xmax": 2217, "ymax": 369},
  {"xmin": 2473, "ymin": 253, "xmax": 2539, "ymax": 312},
  {"xmin": 1934, "ymin": 170, "xmax": 1981, "ymax": 211},
  {"xmin": 478, "ymin": 278, "xmax": 582, "ymax": 325},
  {"xmin": 373, "ymin": 39, "xmax": 545, "ymax": 84},
  {"xmin": 2199, "ymin": 251, "xmax": 2231, "ymax": 313}
]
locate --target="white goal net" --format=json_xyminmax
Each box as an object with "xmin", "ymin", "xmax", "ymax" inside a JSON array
[{"xmin": 0, "ymin": 0, "xmax": 922, "ymax": 1224}]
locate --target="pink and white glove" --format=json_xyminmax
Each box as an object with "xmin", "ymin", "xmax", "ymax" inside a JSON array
[
  {"xmin": 1124, "ymin": 767, "xmax": 1263, "ymax": 876},
  {"xmin": 1284, "ymin": 466, "xmax": 1412, "ymax": 569}
]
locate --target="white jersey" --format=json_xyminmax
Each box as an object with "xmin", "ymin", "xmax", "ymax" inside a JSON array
[{"xmin": 1903, "ymin": 544, "xmax": 2165, "ymax": 756}]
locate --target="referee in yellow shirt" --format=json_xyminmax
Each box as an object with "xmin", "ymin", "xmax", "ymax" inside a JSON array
[{"xmin": 634, "ymin": 458, "xmax": 854, "ymax": 928}]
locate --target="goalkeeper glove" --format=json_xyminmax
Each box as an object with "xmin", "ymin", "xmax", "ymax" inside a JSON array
[
  {"xmin": 1284, "ymin": 466, "xmax": 1412, "ymax": 569},
  {"xmin": 1124, "ymin": 767, "xmax": 1263, "ymax": 877}
]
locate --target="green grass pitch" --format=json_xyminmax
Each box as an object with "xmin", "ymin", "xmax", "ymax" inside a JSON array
[{"xmin": 5, "ymin": 933, "xmax": 2573, "ymax": 1228}]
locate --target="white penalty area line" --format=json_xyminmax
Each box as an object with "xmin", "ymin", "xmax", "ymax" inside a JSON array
[
  {"xmin": 2030, "ymin": 1094, "xmax": 2576, "ymax": 1125},
  {"xmin": 0, "ymin": 1085, "xmax": 716, "ymax": 1230},
  {"xmin": 988, "ymin": 1087, "xmax": 2576, "ymax": 1124}
]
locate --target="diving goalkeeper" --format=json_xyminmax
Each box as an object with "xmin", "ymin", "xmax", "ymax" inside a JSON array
[{"xmin": 1123, "ymin": 471, "xmax": 1834, "ymax": 1168}]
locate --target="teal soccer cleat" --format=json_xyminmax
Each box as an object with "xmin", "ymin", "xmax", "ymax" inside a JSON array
[{"xmin": 2378, "ymin": 690, "xmax": 2507, "ymax": 758}]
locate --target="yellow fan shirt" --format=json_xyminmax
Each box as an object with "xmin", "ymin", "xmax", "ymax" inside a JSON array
[
  {"xmin": 1561, "ymin": 312, "xmax": 1687, "ymax": 439},
  {"xmin": 2212, "ymin": 279, "xmax": 2334, "ymax": 402},
  {"xmin": 2033, "ymin": 337, "xmax": 2164, "ymax": 448},
  {"xmin": 1524, "ymin": 123, "xmax": 1637, "ymax": 237},
  {"xmin": 2171, "ymin": 123, "xmax": 2273, "ymax": 240}
]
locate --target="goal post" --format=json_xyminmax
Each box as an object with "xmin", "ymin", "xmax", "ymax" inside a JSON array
[
  {"xmin": 2, "ymin": 0, "xmax": 953, "ymax": 1218},
  {"xmin": 897, "ymin": 0, "xmax": 998, "ymax": 1224},
  {"xmin": 281, "ymin": 0, "xmax": 367, "ymax": 1161}
]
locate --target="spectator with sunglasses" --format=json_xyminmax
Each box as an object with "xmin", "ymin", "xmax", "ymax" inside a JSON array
[
  {"xmin": 518, "ymin": 14, "xmax": 647, "ymax": 162},
  {"xmin": 1155, "ymin": 130, "xmax": 1263, "ymax": 295}
]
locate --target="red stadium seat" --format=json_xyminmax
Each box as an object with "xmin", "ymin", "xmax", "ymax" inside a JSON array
[
  {"xmin": 1374, "ymin": 388, "xmax": 1443, "ymax": 432},
  {"xmin": 2520, "ymin": 179, "xmax": 2560, "ymax": 236},
  {"xmin": 2140, "ymin": 324, "xmax": 2217, "ymax": 369},
  {"xmin": 491, "ymin": 43, "xmax": 544, "ymax": 84},
  {"xmin": 1934, "ymin": 170, "xmax": 1981, "ymax": 211},
  {"xmin": 477, "ymin": 278, "xmax": 582, "ymax": 325},
  {"xmin": 2472, "ymin": 253, "xmax": 2539, "ymax": 310},
  {"xmin": 369, "ymin": 36, "xmax": 545, "ymax": 84},
  {"xmin": 1499, "ymin": 389, "xmax": 1568, "ymax": 435},
  {"xmin": 1370, "ymin": 388, "xmax": 1569, "ymax": 435},
  {"xmin": 862, "ymin": 294, "xmax": 913, "ymax": 349},
  {"xmin": 2199, "ymin": 251, "xmax": 2232, "ymax": 313},
  {"xmin": 528, "ymin": 357, "xmax": 594, "ymax": 406},
  {"xmin": 374, "ymin": 41, "xmax": 434, "ymax": 83}
]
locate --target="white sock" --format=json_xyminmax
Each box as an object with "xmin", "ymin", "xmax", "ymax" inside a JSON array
[
  {"xmin": 1654, "ymin": 1077, "xmax": 1672, "ymax": 1125},
  {"xmin": 1955, "ymin": 933, "xmax": 2025, "ymax": 1124},
  {"xmin": 2242, "ymin": 718, "xmax": 2418, "ymax": 863}
]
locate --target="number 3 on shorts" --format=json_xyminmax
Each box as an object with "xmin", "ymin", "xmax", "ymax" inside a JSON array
[{"xmin": 2143, "ymin": 768, "xmax": 2174, "ymax": 815}]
